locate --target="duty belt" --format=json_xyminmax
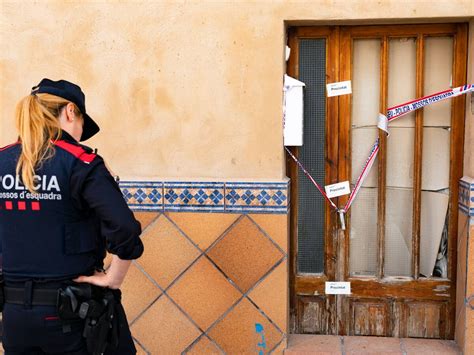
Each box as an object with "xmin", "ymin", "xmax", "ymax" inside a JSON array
[{"xmin": 4, "ymin": 286, "xmax": 58, "ymax": 306}]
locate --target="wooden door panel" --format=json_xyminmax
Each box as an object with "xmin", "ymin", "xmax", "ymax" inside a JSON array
[
  {"xmin": 346, "ymin": 298, "xmax": 392, "ymax": 336},
  {"xmin": 287, "ymin": 26, "xmax": 339, "ymax": 335},
  {"xmin": 404, "ymin": 301, "xmax": 449, "ymax": 339},
  {"xmin": 297, "ymin": 296, "xmax": 335, "ymax": 334}
]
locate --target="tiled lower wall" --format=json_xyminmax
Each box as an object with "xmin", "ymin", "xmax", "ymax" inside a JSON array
[
  {"xmin": 456, "ymin": 176, "xmax": 474, "ymax": 354},
  {"xmin": 118, "ymin": 212, "xmax": 288, "ymax": 354},
  {"xmin": 117, "ymin": 181, "xmax": 290, "ymax": 354}
]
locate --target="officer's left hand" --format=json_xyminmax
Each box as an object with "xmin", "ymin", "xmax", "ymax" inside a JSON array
[
  {"xmin": 73, "ymin": 270, "xmax": 119, "ymax": 289},
  {"xmin": 74, "ymin": 255, "xmax": 131, "ymax": 289}
]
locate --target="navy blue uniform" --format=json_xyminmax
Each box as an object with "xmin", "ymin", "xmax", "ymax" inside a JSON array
[{"xmin": 0, "ymin": 131, "xmax": 144, "ymax": 354}]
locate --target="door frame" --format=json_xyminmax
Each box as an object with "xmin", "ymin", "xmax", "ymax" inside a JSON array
[
  {"xmin": 287, "ymin": 26, "xmax": 341, "ymax": 334},
  {"xmin": 287, "ymin": 23, "xmax": 468, "ymax": 338}
]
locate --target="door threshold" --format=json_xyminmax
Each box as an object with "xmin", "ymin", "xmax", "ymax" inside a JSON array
[{"xmin": 285, "ymin": 334, "xmax": 461, "ymax": 354}]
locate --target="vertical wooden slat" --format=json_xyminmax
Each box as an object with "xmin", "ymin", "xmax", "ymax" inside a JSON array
[
  {"xmin": 338, "ymin": 28, "xmax": 352, "ymax": 280},
  {"xmin": 337, "ymin": 27, "xmax": 353, "ymax": 336},
  {"xmin": 377, "ymin": 36, "xmax": 389, "ymax": 279},
  {"xmin": 327, "ymin": 27, "xmax": 340, "ymax": 336},
  {"xmin": 326, "ymin": 26, "xmax": 339, "ymax": 283},
  {"xmin": 448, "ymin": 23, "xmax": 467, "ymax": 281},
  {"xmin": 412, "ymin": 34, "xmax": 424, "ymax": 279},
  {"xmin": 286, "ymin": 26, "xmax": 299, "ymax": 333},
  {"xmin": 446, "ymin": 23, "xmax": 468, "ymax": 339}
]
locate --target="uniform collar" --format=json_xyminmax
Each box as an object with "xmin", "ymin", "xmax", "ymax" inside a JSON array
[{"xmin": 59, "ymin": 130, "xmax": 78, "ymax": 143}]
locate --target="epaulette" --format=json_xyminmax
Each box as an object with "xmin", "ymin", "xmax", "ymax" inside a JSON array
[
  {"xmin": 53, "ymin": 140, "xmax": 97, "ymax": 164},
  {"xmin": 0, "ymin": 141, "xmax": 20, "ymax": 152}
]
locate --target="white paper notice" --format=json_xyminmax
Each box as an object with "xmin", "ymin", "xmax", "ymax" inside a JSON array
[
  {"xmin": 326, "ymin": 80, "xmax": 352, "ymax": 97},
  {"xmin": 325, "ymin": 282, "xmax": 351, "ymax": 295},
  {"xmin": 325, "ymin": 181, "xmax": 350, "ymax": 198},
  {"xmin": 283, "ymin": 74, "xmax": 305, "ymax": 146}
]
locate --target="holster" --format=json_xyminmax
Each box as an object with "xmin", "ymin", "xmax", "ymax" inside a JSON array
[
  {"xmin": 57, "ymin": 283, "xmax": 120, "ymax": 355},
  {"xmin": 57, "ymin": 283, "xmax": 98, "ymax": 320},
  {"xmin": 83, "ymin": 291, "xmax": 119, "ymax": 355}
]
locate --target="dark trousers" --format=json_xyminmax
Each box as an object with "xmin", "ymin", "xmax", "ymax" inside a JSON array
[{"xmin": 2, "ymin": 303, "xmax": 136, "ymax": 355}]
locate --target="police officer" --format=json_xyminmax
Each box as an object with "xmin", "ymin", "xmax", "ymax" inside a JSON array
[{"xmin": 0, "ymin": 79, "xmax": 144, "ymax": 354}]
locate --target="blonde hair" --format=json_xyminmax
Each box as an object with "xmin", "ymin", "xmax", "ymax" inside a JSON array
[{"xmin": 15, "ymin": 93, "xmax": 79, "ymax": 193}]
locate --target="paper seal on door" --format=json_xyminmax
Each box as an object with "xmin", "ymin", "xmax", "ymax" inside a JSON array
[
  {"xmin": 325, "ymin": 282, "xmax": 351, "ymax": 295},
  {"xmin": 324, "ymin": 181, "xmax": 350, "ymax": 199},
  {"xmin": 326, "ymin": 80, "xmax": 352, "ymax": 97}
]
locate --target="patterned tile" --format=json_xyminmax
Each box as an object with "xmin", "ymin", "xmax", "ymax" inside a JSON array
[
  {"xmin": 164, "ymin": 182, "xmax": 225, "ymax": 212},
  {"xmin": 131, "ymin": 296, "xmax": 201, "ymax": 354},
  {"xmin": 225, "ymin": 182, "xmax": 289, "ymax": 213},
  {"xmin": 207, "ymin": 216, "xmax": 285, "ymax": 293},
  {"xmin": 186, "ymin": 335, "xmax": 223, "ymax": 354},
  {"xmin": 133, "ymin": 211, "xmax": 160, "ymax": 230},
  {"xmin": 167, "ymin": 212, "xmax": 239, "ymax": 250},
  {"xmin": 133, "ymin": 340, "xmax": 148, "ymax": 355},
  {"xmin": 120, "ymin": 181, "xmax": 163, "ymax": 211},
  {"xmin": 208, "ymin": 298, "xmax": 283, "ymax": 354},
  {"xmin": 121, "ymin": 263, "xmax": 161, "ymax": 323},
  {"xmin": 167, "ymin": 256, "xmax": 241, "ymax": 330},
  {"xmin": 459, "ymin": 177, "xmax": 474, "ymax": 216},
  {"xmin": 248, "ymin": 260, "xmax": 288, "ymax": 331},
  {"xmin": 271, "ymin": 337, "xmax": 287, "ymax": 354},
  {"xmin": 250, "ymin": 214, "xmax": 289, "ymax": 252},
  {"xmin": 136, "ymin": 215, "xmax": 201, "ymax": 289},
  {"xmin": 120, "ymin": 180, "xmax": 290, "ymax": 214}
]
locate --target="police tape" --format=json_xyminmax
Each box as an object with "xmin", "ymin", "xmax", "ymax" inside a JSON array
[
  {"xmin": 286, "ymin": 84, "xmax": 474, "ymax": 229},
  {"xmin": 285, "ymin": 147, "xmax": 338, "ymax": 211},
  {"xmin": 349, "ymin": 84, "xmax": 473, "ymax": 211},
  {"xmin": 378, "ymin": 84, "xmax": 473, "ymax": 134},
  {"xmin": 342, "ymin": 138, "xmax": 379, "ymax": 213}
]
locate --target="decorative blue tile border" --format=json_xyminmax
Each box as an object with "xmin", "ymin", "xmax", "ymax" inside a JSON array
[
  {"xmin": 164, "ymin": 182, "xmax": 225, "ymax": 212},
  {"xmin": 459, "ymin": 177, "xmax": 474, "ymax": 216},
  {"xmin": 120, "ymin": 181, "xmax": 163, "ymax": 211},
  {"xmin": 225, "ymin": 182, "xmax": 289, "ymax": 213},
  {"xmin": 119, "ymin": 180, "xmax": 289, "ymax": 214}
]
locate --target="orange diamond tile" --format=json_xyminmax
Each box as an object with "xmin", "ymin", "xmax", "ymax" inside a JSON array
[
  {"xmin": 168, "ymin": 212, "xmax": 239, "ymax": 250},
  {"xmin": 186, "ymin": 336, "xmax": 222, "ymax": 354},
  {"xmin": 136, "ymin": 215, "xmax": 200, "ymax": 289},
  {"xmin": 121, "ymin": 263, "xmax": 161, "ymax": 323},
  {"xmin": 131, "ymin": 296, "xmax": 201, "ymax": 354},
  {"xmin": 271, "ymin": 337, "xmax": 287, "ymax": 354},
  {"xmin": 133, "ymin": 211, "xmax": 160, "ymax": 231},
  {"xmin": 208, "ymin": 298, "xmax": 282, "ymax": 354},
  {"xmin": 168, "ymin": 256, "xmax": 241, "ymax": 330},
  {"xmin": 249, "ymin": 213, "xmax": 288, "ymax": 252},
  {"xmin": 133, "ymin": 340, "xmax": 147, "ymax": 355},
  {"xmin": 207, "ymin": 216, "xmax": 284, "ymax": 292},
  {"xmin": 248, "ymin": 260, "xmax": 288, "ymax": 331}
]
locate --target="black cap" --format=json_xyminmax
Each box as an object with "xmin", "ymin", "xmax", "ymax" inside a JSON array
[{"xmin": 31, "ymin": 78, "xmax": 100, "ymax": 141}]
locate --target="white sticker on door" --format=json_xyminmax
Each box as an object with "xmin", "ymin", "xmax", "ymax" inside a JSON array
[
  {"xmin": 325, "ymin": 282, "xmax": 351, "ymax": 295},
  {"xmin": 324, "ymin": 181, "xmax": 350, "ymax": 199},
  {"xmin": 326, "ymin": 80, "xmax": 352, "ymax": 97}
]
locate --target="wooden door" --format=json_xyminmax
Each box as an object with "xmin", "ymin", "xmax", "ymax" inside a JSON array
[{"xmin": 287, "ymin": 23, "xmax": 468, "ymax": 338}]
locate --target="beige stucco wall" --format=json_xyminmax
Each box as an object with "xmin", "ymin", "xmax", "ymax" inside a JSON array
[{"xmin": 0, "ymin": 0, "xmax": 473, "ymax": 180}]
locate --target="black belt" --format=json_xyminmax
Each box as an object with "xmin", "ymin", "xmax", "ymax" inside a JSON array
[{"xmin": 4, "ymin": 286, "xmax": 58, "ymax": 306}]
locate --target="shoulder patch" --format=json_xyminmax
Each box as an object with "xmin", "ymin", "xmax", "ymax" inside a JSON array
[
  {"xmin": 0, "ymin": 141, "xmax": 20, "ymax": 152},
  {"xmin": 53, "ymin": 140, "xmax": 97, "ymax": 164}
]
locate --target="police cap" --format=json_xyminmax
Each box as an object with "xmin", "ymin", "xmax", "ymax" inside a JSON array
[{"xmin": 31, "ymin": 78, "xmax": 100, "ymax": 141}]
